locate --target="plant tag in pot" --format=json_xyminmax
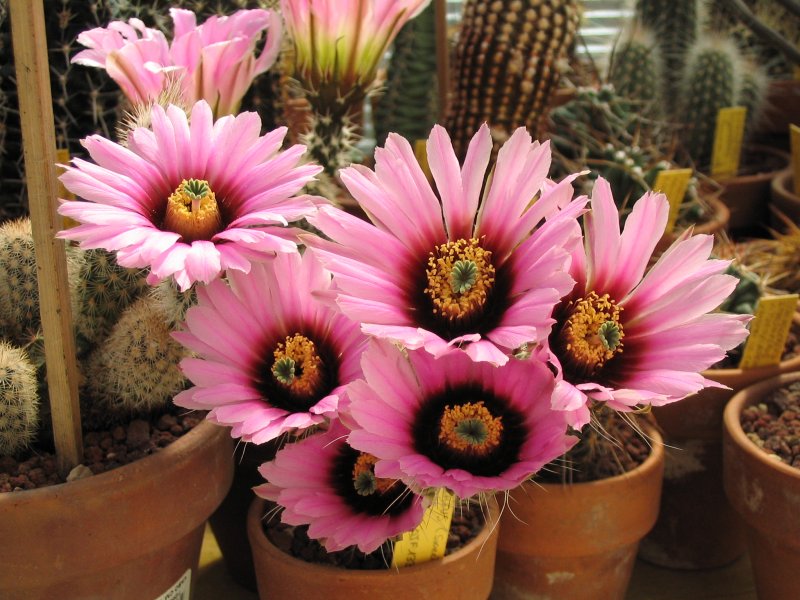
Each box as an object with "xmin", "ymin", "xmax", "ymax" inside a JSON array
[
  {"xmin": 790, "ymin": 123, "xmax": 800, "ymax": 194},
  {"xmin": 392, "ymin": 488, "xmax": 455, "ymax": 567},
  {"xmin": 710, "ymin": 106, "xmax": 746, "ymax": 179},
  {"xmin": 653, "ymin": 168, "xmax": 693, "ymax": 233},
  {"xmin": 739, "ymin": 294, "xmax": 799, "ymax": 368}
]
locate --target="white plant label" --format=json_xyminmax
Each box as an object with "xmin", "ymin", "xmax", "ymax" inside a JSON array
[{"xmin": 154, "ymin": 569, "xmax": 191, "ymax": 600}]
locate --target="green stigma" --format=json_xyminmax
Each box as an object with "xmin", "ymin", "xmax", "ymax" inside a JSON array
[
  {"xmin": 272, "ymin": 357, "xmax": 296, "ymax": 385},
  {"xmin": 454, "ymin": 418, "xmax": 489, "ymax": 446},
  {"xmin": 450, "ymin": 260, "xmax": 479, "ymax": 294},
  {"xmin": 354, "ymin": 470, "xmax": 377, "ymax": 496},
  {"xmin": 598, "ymin": 321, "xmax": 622, "ymax": 351},
  {"xmin": 183, "ymin": 179, "xmax": 211, "ymax": 201}
]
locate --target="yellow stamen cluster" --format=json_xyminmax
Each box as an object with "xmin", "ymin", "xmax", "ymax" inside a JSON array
[
  {"xmin": 272, "ymin": 333, "xmax": 324, "ymax": 399},
  {"xmin": 352, "ymin": 452, "xmax": 398, "ymax": 496},
  {"xmin": 438, "ymin": 401, "xmax": 503, "ymax": 456},
  {"xmin": 425, "ymin": 238, "xmax": 495, "ymax": 323},
  {"xmin": 162, "ymin": 178, "xmax": 222, "ymax": 242},
  {"xmin": 561, "ymin": 291, "xmax": 625, "ymax": 375}
]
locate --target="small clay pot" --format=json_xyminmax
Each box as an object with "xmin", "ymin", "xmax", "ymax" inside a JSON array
[
  {"xmin": 492, "ymin": 430, "xmax": 664, "ymax": 600},
  {"xmin": 758, "ymin": 79, "xmax": 800, "ymax": 137},
  {"xmin": 247, "ymin": 496, "xmax": 500, "ymax": 600},
  {"xmin": 718, "ymin": 145, "xmax": 789, "ymax": 234},
  {"xmin": 641, "ymin": 351, "xmax": 800, "ymax": 569},
  {"xmin": 770, "ymin": 167, "xmax": 799, "ymax": 231},
  {"xmin": 658, "ymin": 194, "xmax": 730, "ymax": 253},
  {"xmin": 0, "ymin": 420, "xmax": 234, "ymax": 599},
  {"xmin": 723, "ymin": 371, "xmax": 800, "ymax": 600}
]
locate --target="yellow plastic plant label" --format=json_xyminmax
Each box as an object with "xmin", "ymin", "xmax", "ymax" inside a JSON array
[
  {"xmin": 790, "ymin": 124, "xmax": 800, "ymax": 196},
  {"xmin": 794, "ymin": 65, "xmax": 800, "ymax": 81},
  {"xmin": 391, "ymin": 488, "xmax": 455, "ymax": 567},
  {"xmin": 739, "ymin": 294, "xmax": 799, "ymax": 369},
  {"xmin": 710, "ymin": 106, "xmax": 747, "ymax": 179},
  {"xmin": 652, "ymin": 168, "xmax": 693, "ymax": 233},
  {"xmin": 414, "ymin": 139, "xmax": 432, "ymax": 182}
]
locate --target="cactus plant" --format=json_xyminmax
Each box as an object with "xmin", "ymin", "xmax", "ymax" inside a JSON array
[
  {"xmin": 373, "ymin": 2, "xmax": 438, "ymax": 146},
  {"xmin": 444, "ymin": 0, "xmax": 582, "ymax": 160},
  {"xmin": 0, "ymin": 341, "xmax": 39, "ymax": 456},
  {"xmin": 0, "ymin": 0, "xmax": 123, "ymax": 219},
  {"xmin": 607, "ymin": 26, "xmax": 664, "ymax": 120},
  {"xmin": 82, "ymin": 294, "xmax": 189, "ymax": 426}
]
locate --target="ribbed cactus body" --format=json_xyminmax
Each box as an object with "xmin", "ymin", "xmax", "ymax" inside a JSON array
[
  {"xmin": 83, "ymin": 295, "xmax": 188, "ymax": 424},
  {"xmin": 608, "ymin": 27, "xmax": 663, "ymax": 119},
  {"xmin": 0, "ymin": 0, "xmax": 123, "ymax": 219},
  {"xmin": 151, "ymin": 278, "xmax": 197, "ymax": 327},
  {"xmin": 680, "ymin": 38, "xmax": 740, "ymax": 170},
  {"xmin": 444, "ymin": 0, "xmax": 582, "ymax": 160},
  {"xmin": 374, "ymin": 3, "xmax": 438, "ymax": 146},
  {"xmin": 0, "ymin": 341, "xmax": 39, "ymax": 456},
  {"xmin": 737, "ymin": 62, "xmax": 769, "ymax": 140},
  {"xmin": 636, "ymin": 0, "xmax": 698, "ymax": 108}
]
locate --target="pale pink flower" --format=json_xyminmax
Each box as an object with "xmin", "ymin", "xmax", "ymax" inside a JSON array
[
  {"xmin": 548, "ymin": 178, "xmax": 750, "ymax": 420},
  {"xmin": 58, "ymin": 101, "xmax": 321, "ymax": 291},
  {"xmin": 255, "ymin": 420, "xmax": 425, "ymax": 553},
  {"xmin": 173, "ymin": 251, "xmax": 368, "ymax": 443},
  {"xmin": 73, "ymin": 8, "xmax": 281, "ymax": 116},
  {"xmin": 304, "ymin": 124, "xmax": 587, "ymax": 366},
  {"xmin": 346, "ymin": 340, "xmax": 579, "ymax": 499}
]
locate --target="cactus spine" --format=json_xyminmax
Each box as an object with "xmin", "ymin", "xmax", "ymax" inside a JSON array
[
  {"xmin": 0, "ymin": 341, "xmax": 39, "ymax": 456},
  {"xmin": 444, "ymin": 0, "xmax": 582, "ymax": 160},
  {"xmin": 607, "ymin": 27, "xmax": 664, "ymax": 120},
  {"xmin": 374, "ymin": 2, "xmax": 438, "ymax": 146}
]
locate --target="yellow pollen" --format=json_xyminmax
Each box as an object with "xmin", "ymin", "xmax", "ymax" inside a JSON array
[
  {"xmin": 424, "ymin": 238, "xmax": 495, "ymax": 323},
  {"xmin": 352, "ymin": 452, "xmax": 398, "ymax": 495},
  {"xmin": 272, "ymin": 333, "xmax": 324, "ymax": 399},
  {"xmin": 162, "ymin": 178, "xmax": 222, "ymax": 242},
  {"xmin": 438, "ymin": 401, "xmax": 503, "ymax": 455},
  {"xmin": 561, "ymin": 291, "xmax": 624, "ymax": 375}
]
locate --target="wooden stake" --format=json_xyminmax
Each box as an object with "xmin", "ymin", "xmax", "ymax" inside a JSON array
[
  {"xmin": 9, "ymin": 0, "xmax": 83, "ymax": 476},
  {"xmin": 434, "ymin": 0, "xmax": 450, "ymax": 123}
]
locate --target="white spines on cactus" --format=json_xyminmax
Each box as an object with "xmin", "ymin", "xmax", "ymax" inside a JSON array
[
  {"xmin": 151, "ymin": 278, "xmax": 198, "ymax": 327},
  {"xmin": 0, "ymin": 341, "xmax": 39, "ymax": 456},
  {"xmin": 83, "ymin": 294, "xmax": 189, "ymax": 423}
]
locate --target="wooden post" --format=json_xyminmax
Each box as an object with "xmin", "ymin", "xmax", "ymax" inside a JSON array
[
  {"xmin": 9, "ymin": 0, "xmax": 83, "ymax": 476},
  {"xmin": 434, "ymin": 0, "xmax": 450, "ymax": 122}
]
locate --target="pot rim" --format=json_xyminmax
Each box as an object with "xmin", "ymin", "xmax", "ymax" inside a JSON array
[
  {"xmin": 724, "ymin": 371, "xmax": 800, "ymax": 482},
  {"xmin": 247, "ymin": 494, "xmax": 500, "ymax": 579},
  {"xmin": 532, "ymin": 427, "xmax": 664, "ymax": 491},
  {"xmin": 771, "ymin": 167, "xmax": 795, "ymax": 197},
  {"xmin": 0, "ymin": 415, "xmax": 223, "ymax": 506}
]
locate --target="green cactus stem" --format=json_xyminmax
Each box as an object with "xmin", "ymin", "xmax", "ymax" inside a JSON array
[{"xmin": 0, "ymin": 341, "xmax": 39, "ymax": 456}]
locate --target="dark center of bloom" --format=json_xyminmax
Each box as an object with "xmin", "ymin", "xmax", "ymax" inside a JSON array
[
  {"xmin": 412, "ymin": 385, "xmax": 526, "ymax": 477},
  {"xmin": 438, "ymin": 401, "xmax": 503, "ymax": 456},
  {"xmin": 424, "ymin": 238, "xmax": 495, "ymax": 330},
  {"xmin": 555, "ymin": 291, "xmax": 625, "ymax": 381},
  {"xmin": 163, "ymin": 178, "xmax": 223, "ymax": 242},
  {"xmin": 331, "ymin": 445, "xmax": 413, "ymax": 517},
  {"xmin": 253, "ymin": 331, "xmax": 339, "ymax": 413}
]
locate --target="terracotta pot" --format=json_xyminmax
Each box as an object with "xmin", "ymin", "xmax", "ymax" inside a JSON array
[
  {"xmin": 718, "ymin": 145, "xmax": 790, "ymax": 234},
  {"xmin": 0, "ymin": 420, "xmax": 234, "ymax": 599},
  {"xmin": 657, "ymin": 193, "xmax": 729, "ymax": 253},
  {"xmin": 758, "ymin": 79, "xmax": 800, "ymax": 137},
  {"xmin": 247, "ymin": 496, "xmax": 500, "ymax": 600},
  {"xmin": 641, "ymin": 351, "xmax": 800, "ymax": 569},
  {"xmin": 208, "ymin": 441, "xmax": 279, "ymax": 592},
  {"xmin": 723, "ymin": 371, "xmax": 800, "ymax": 600},
  {"xmin": 770, "ymin": 167, "xmax": 799, "ymax": 231},
  {"xmin": 492, "ymin": 430, "xmax": 664, "ymax": 600}
]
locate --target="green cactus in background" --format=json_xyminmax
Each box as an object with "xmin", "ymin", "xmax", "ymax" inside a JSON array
[
  {"xmin": 607, "ymin": 27, "xmax": 664, "ymax": 120},
  {"xmin": 719, "ymin": 263, "xmax": 762, "ymax": 315},
  {"xmin": 636, "ymin": 0, "xmax": 699, "ymax": 109},
  {"xmin": 374, "ymin": 2, "xmax": 438, "ymax": 146},
  {"xmin": 82, "ymin": 294, "xmax": 189, "ymax": 426},
  {"xmin": 0, "ymin": 0, "xmax": 124, "ymax": 220},
  {"xmin": 737, "ymin": 59, "xmax": 770, "ymax": 139},
  {"xmin": 73, "ymin": 249, "xmax": 149, "ymax": 349},
  {"xmin": 0, "ymin": 341, "xmax": 39, "ymax": 457},
  {"xmin": 679, "ymin": 38, "xmax": 740, "ymax": 171},
  {"xmin": 151, "ymin": 279, "xmax": 198, "ymax": 327},
  {"xmin": 444, "ymin": 0, "xmax": 583, "ymax": 160}
]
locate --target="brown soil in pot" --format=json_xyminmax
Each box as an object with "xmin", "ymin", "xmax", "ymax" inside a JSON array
[{"xmin": 740, "ymin": 380, "xmax": 800, "ymax": 468}]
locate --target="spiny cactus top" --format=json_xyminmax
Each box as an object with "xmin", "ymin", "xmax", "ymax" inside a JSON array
[{"xmin": 56, "ymin": 100, "xmax": 322, "ymax": 291}]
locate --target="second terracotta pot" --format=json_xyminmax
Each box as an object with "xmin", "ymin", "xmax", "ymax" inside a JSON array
[
  {"xmin": 247, "ymin": 496, "xmax": 500, "ymax": 600},
  {"xmin": 770, "ymin": 167, "xmax": 799, "ymax": 231},
  {"xmin": 492, "ymin": 430, "xmax": 664, "ymax": 600}
]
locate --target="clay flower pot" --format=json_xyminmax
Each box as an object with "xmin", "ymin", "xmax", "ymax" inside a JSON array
[
  {"xmin": 657, "ymin": 193, "xmax": 729, "ymax": 253},
  {"xmin": 723, "ymin": 371, "xmax": 800, "ymax": 600},
  {"xmin": 247, "ymin": 496, "xmax": 500, "ymax": 600},
  {"xmin": 718, "ymin": 145, "xmax": 789, "ymax": 234},
  {"xmin": 0, "ymin": 420, "xmax": 234, "ymax": 599},
  {"xmin": 641, "ymin": 320, "xmax": 800, "ymax": 569},
  {"xmin": 770, "ymin": 167, "xmax": 799, "ymax": 230},
  {"xmin": 492, "ymin": 430, "xmax": 664, "ymax": 600}
]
